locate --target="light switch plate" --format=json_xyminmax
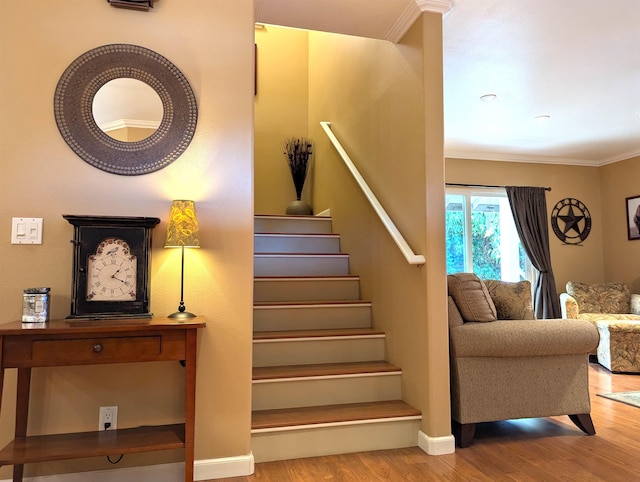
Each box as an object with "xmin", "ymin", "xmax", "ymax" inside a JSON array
[{"xmin": 11, "ymin": 217, "xmax": 43, "ymax": 244}]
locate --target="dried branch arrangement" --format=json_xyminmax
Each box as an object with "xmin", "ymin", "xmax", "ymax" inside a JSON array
[{"xmin": 283, "ymin": 137, "xmax": 313, "ymax": 200}]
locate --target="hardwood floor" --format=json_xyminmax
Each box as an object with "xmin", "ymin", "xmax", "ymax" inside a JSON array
[{"xmin": 213, "ymin": 362, "xmax": 640, "ymax": 481}]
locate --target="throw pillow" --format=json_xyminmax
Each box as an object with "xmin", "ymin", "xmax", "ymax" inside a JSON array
[
  {"xmin": 567, "ymin": 281, "xmax": 630, "ymax": 314},
  {"xmin": 484, "ymin": 279, "xmax": 535, "ymax": 320},
  {"xmin": 447, "ymin": 273, "xmax": 497, "ymax": 322}
]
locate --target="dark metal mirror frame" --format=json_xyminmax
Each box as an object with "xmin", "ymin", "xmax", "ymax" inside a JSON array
[{"xmin": 54, "ymin": 44, "xmax": 197, "ymax": 176}]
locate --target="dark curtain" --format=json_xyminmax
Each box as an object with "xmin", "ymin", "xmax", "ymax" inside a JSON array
[{"xmin": 506, "ymin": 186, "xmax": 561, "ymax": 319}]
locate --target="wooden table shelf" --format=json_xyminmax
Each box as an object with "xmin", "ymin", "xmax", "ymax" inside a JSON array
[
  {"xmin": 0, "ymin": 318, "xmax": 205, "ymax": 482},
  {"xmin": 0, "ymin": 423, "xmax": 185, "ymax": 465}
]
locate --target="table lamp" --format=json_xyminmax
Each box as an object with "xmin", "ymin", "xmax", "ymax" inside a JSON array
[{"xmin": 164, "ymin": 200, "xmax": 200, "ymax": 318}]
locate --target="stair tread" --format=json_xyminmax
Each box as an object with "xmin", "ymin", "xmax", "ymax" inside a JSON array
[
  {"xmin": 255, "ymin": 233, "xmax": 339, "ymax": 237},
  {"xmin": 255, "ymin": 214, "xmax": 328, "ymax": 220},
  {"xmin": 252, "ymin": 400, "xmax": 420, "ymax": 430},
  {"xmin": 254, "ymin": 275, "xmax": 359, "ymax": 280},
  {"xmin": 254, "ymin": 328, "xmax": 384, "ymax": 340},
  {"xmin": 253, "ymin": 361, "xmax": 400, "ymax": 381},
  {"xmin": 255, "ymin": 252, "xmax": 348, "ymax": 256},
  {"xmin": 254, "ymin": 300, "xmax": 371, "ymax": 307}
]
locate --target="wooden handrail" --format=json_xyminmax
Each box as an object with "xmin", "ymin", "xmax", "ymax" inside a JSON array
[{"xmin": 320, "ymin": 122, "xmax": 426, "ymax": 266}]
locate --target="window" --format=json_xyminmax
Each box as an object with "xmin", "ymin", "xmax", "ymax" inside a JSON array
[{"xmin": 445, "ymin": 188, "xmax": 535, "ymax": 283}]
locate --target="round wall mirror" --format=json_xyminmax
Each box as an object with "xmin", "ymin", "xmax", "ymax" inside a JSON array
[
  {"xmin": 92, "ymin": 78, "xmax": 163, "ymax": 142},
  {"xmin": 54, "ymin": 44, "xmax": 198, "ymax": 176}
]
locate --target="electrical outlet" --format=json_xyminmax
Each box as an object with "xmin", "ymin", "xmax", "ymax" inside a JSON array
[{"xmin": 99, "ymin": 406, "xmax": 118, "ymax": 431}]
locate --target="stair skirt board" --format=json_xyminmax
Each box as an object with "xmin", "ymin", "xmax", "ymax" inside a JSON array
[
  {"xmin": 252, "ymin": 372, "xmax": 402, "ymax": 410},
  {"xmin": 254, "ymin": 233, "xmax": 341, "ymax": 254},
  {"xmin": 253, "ymin": 276, "xmax": 361, "ymax": 302},
  {"xmin": 251, "ymin": 418, "xmax": 422, "ymax": 463},
  {"xmin": 255, "ymin": 254, "xmax": 350, "ymax": 276},
  {"xmin": 253, "ymin": 336, "xmax": 386, "ymax": 367},
  {"xmin": 253, "ymin": 302, "xmax": 372, "ymax": 331},
  {"xmin": 254, "ymin": 215, "xmax": 333, "ymax": 234}
]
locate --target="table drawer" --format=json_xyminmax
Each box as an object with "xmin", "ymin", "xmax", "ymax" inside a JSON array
[{"xmin": 31, "ymin": 336, "xmax": 162, "ymax": 366}]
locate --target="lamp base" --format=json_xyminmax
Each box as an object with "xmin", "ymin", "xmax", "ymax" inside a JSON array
[{"xmin": 167, "ymin": 310, "xmax": 197, "ymax": 319}]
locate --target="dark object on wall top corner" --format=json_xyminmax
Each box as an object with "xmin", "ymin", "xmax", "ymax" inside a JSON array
[{"xmin": 108, "ymin": 0, "xmax": 154, "ymax": 11}]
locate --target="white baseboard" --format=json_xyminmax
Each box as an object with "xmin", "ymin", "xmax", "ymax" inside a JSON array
[
  {"xmin": 418, "ymin": 430, "xmax": 455, "ymax": 455},
  {"xmin": 3, "ymin": 453, "xmax": 255, "ymax": 482},
  {"xmin": 195, "ymin": 453, "xmax": 255, "ymax": 480}
]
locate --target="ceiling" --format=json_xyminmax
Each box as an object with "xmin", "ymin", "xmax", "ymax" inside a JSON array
[{"xmin": 255, "ymin": 0, "xmax": 640, "ymax": 166}]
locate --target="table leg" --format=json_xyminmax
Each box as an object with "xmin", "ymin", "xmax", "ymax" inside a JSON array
[
  {"xmin": 0, "ymin": 336, "xmax": 4, "ymax": 422},
  {"xmin": 184, "ymin": 330, "xmax": 197, "ymax": 482},
  {"xmin": 13, "ymin": 367, "xmax": 31, "ymax": 482}
]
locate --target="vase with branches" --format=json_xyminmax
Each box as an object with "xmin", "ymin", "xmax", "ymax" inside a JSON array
[{"xmin": 283, "ymin": 137, "xmax": 313, "ymax": 215}]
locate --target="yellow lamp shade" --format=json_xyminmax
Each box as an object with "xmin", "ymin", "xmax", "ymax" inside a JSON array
[{"xmin": 165, "ymin": 200, "xmax": 200, "ymax": 248}]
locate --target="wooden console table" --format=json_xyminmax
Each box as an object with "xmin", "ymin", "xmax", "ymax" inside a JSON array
[{"xmin": 0, "ymin": 317, "xmax": 205, "ymax": 482}]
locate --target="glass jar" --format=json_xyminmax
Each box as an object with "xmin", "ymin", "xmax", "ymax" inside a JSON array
[{"xmin": 22, "ymin": 287, "xmax": 50, "ymax": 323}]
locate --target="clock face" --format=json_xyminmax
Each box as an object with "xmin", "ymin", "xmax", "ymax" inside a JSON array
[{"xmin": 87, "ymin": 238, "xmax": 137, "ymax": 301}]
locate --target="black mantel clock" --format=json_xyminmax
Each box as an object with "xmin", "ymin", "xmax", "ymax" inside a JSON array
[{"xmin": 64, "ymin": 215, "xmax": 160, "ymax": 319}]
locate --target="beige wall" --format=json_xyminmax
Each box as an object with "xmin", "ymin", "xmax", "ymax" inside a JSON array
[
  {"xmin": 254, "ymin": 26, "xmax": 310, "ymax": 214},
  {"xmin": 600, "ymin": 155, "xmax": 640, "ymax": 293},
  {"xmin": 445, "ymin": 158, "xmax": 605, "ymax": 294},
  {"xmin": 0, "ymin": 0, "xmax": 254, "ymax": 477},
  {"xmin": 307, "ymin": 14, "xmax": 451, "ymax": 439}
]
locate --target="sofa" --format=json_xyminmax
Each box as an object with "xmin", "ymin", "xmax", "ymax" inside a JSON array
[
  {"xmin": 560, "ymin": 281, "xmax": 640, "ymax": 322},
  {"xmin": 448, "ymin": 273, "xmax": 599, "ymax": 447},
  {"xmin": 560, "ymin": 281, "xmax": 640, "ymax": 372}
]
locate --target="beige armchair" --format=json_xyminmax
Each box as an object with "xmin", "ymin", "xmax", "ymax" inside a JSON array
[
  {"xmin": 560, "ymin": 281, "xmax": 640, "ymax": 322},
  {"xmin": 448, "ymin": 273, "xmax": 599, "ymax": 447}
]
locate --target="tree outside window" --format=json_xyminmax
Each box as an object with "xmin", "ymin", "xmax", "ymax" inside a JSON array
[{"xmin": 445, "ymin": 189, "xmax": 533, "ymax": 283}]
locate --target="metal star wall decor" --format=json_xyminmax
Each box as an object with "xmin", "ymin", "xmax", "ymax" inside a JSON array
[{"xmin": 551, "ymin": 198, "xmax": 592, "ymax": 245}]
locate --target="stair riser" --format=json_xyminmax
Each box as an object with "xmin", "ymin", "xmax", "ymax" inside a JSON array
[
  {"xmin": 253, "ymin": 337, "xmax": 385, "ymax": 367},
  {"xmin": 252, "ymin": 374, "xmax": 402, "ymax": 410},
  {"xmin": 251, "ymin": 419, "xmax": 421, "ymax": 463},
  {"xmin": 255, "ymin": 256, "xmax": 349, "ymax": 276},
  {"xmin": 254, "ymin": 304, "xmax": 371, "ymax": 332},
  {"xmin": 255, "ymin": 234, "xmax": 340, "ymax": 254},
  {"xmin": 254, "ymin": 278, "xmax": 360, "ymax": 302},
  {"xmin": 255, "ymin": 216, "xmax": 333, "ymax": 234}
]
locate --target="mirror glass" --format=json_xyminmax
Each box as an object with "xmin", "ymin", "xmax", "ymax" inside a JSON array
[{"xmin": 92, "ymin": 78, "xmax": 163, "ymax": 142}]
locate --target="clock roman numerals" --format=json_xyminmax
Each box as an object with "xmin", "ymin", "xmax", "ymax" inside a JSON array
[{"xmin": 86, "ymin": 238, "xmax": 138, "ymax": 302}]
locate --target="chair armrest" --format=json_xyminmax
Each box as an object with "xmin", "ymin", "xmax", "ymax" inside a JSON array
[
  {"xmin": 560, "ymin": 293, "xmax": 579, "ymax": 318},
  {"xmin": 631, "ymin": 293, "xmax": 640, "ymax": 315},
  {"xmin": 450, "ymin": 319, "xmax": 598, "ymax": 358}
]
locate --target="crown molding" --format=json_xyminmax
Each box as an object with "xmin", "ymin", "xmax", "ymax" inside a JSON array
[
  {"xmin": 416, "ymin": 0, "xmax": 456, "ymax": 15},
  {"xmin": 98, "ymin": 119, "xmax": 161, "ymax": 133},
  {"xmin": 444, "ymin": 147, "xmax": 640, "ymax": 167},
  {"xmin": 444, "ymin": 149, "xmax": 601, "ymax": 167},
  {"xmin": 385, "ymin": 2, "xmax": 421, "ymax": 42},
  {"xmin": 599, "ymin": 148, "xmax": 640, "ymax": 166},
  {"xmin": 386, "ymin": 0, "xmax": 455, "ymax": 43}
]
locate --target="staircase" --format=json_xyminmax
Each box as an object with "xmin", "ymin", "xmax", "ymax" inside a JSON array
[{"xmin": 252, "ymin": 215, "xmax": 421, "ymax": 462}]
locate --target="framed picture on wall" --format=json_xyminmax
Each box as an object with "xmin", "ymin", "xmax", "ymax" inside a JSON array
[{"xmin": 626, "ymin": 195, "xmax": 640, "ymax": 240}]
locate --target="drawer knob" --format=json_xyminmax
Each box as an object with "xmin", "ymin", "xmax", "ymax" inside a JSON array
[{"xmin": 93, "ymin": 343, "xmax": 103, "ymax": 353}]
